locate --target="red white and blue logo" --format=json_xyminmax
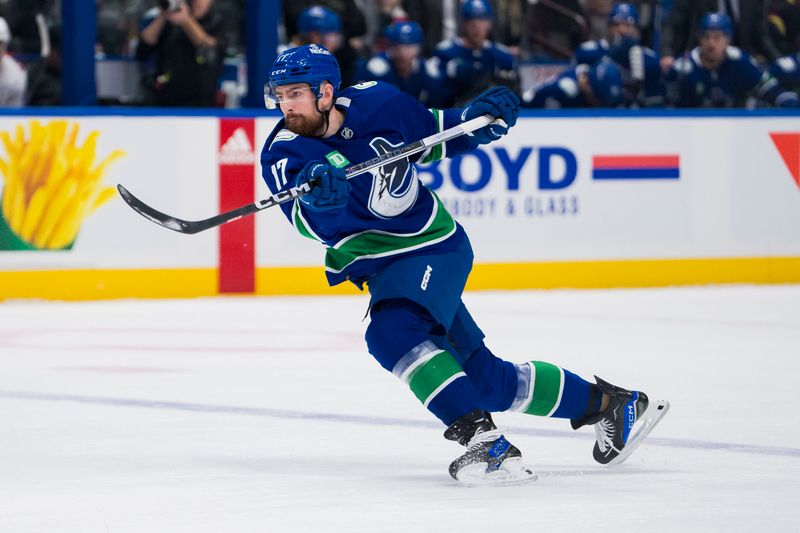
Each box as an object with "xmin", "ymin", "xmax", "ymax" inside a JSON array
[{"xmin": 592, "ymin": 155, "xmax": 681, "ymax": 181}]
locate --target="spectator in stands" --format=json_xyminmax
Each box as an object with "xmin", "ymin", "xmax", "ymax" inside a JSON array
[
  {"xmin": 285, "ymin": 6, "xmax": 360, "ymax": 89},
  {"xmin": 25, "ymin": 24, "xmax": 60, "ymax": 105},
  {"xmin": 574, "ymin": 3, "xmax": 665, "ymax": 106},
  {"xmin": 356, "ymin": 20, "xmax": 443, "ymax": 106},
  {"xmin": 0, "ymin": 17, "xmax": 26, "ymax": 106},
  {"xmin": 521, "ymin": 59, "xmax": 623, "ymax": 107},
  {"xmin": 665, "ymin": 13, "xmax": 798, "ymax": 107},
  {"xmin": 659, "ymin": 0, "xmax": 780, "ymax": 73},
  {"xmin": 431, "ymin": 0, "xmax": 518, "ymax": 106},
  {"xmin": 136, "ymin": 0, "xmax": 225, "ymax": 107},
  {"xmin": 769, "ymin": 36, "xmax": 800, "ymax": 93}
]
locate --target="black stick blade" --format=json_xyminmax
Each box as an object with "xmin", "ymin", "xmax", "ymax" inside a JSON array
[{"xmin": 117, "ymin": 184, "xmax": 198, "ymax": 234}]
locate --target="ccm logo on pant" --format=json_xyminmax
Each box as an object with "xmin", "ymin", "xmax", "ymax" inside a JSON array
[{"xmin": 420, "ymin": 265, "xmax": 433, "ymax": 291}]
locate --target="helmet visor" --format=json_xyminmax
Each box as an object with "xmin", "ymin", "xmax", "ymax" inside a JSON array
[{"xmin": 264, "ymin": 83, "xmax": 313, "ymax": 110}]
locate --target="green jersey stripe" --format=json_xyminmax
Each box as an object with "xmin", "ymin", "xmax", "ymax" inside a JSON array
[
  {"xmin": 523, "ymin": 361, "xmax": 564, "ymax": 416},
  {"xmin": 292, "ymin": 200, "xmax": 324, "ymax": 242},
  {"xmin": 420, "ymin": 108, "xmax": 445, "ymax": 164},
  {"xmin": 324, "ymin": 191, "xmax": 456, "ymax": 274}
]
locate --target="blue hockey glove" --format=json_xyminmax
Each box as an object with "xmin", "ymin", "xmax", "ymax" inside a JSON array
[
  {"xmin": 295, "ymin": 161, "xmax": 350, "ymax": 212},
  {"xmin": 461, "ymin": 87, "xmax": 521, "ymax": 145}
]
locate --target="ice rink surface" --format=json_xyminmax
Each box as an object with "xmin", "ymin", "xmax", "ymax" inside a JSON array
[{"xmin": 1, "ymin": 285, "xmax": 799, "ymax": 532}]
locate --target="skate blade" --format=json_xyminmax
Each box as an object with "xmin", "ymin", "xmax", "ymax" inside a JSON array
[
  {"xmin": 606, "ymin": 399, "xmax": 670, "ymax": 466},
  {"xmin": 455, "ymin": 458, "xmax": 538, "ymax": 487}
]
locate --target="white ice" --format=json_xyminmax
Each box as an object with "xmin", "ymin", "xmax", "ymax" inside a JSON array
[{"xmin": 1, "ymin": 286, "xmax": 799, "ymax": 532}]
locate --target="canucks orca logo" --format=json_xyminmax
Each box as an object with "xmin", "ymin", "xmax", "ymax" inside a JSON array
[{"xmin": 367, "ymin": 137, "xmax": 419, "ymax": 218}]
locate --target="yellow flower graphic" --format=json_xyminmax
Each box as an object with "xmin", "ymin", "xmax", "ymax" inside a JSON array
[{"xmin": 0, "ymin": 119, "xmax": 125, "ymax": 250}]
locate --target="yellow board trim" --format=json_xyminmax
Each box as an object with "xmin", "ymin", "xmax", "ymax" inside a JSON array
[
  {"xmin": 1, "ymin": 257, "xmax": 799, "ymax": 301},
  {"xmin": 467, "ymin": 256, "xmax": 800, "ymax": 290},
  {"xmin": 0, "ymin": 268, "xmax": 218, "ymax": 301}
]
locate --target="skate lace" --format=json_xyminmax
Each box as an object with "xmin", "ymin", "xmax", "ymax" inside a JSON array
[
  {"xmin": 594, "ymin": 418, "xmax": 616, "ymax": 453},
  {"xmin": 466, "ymin": 428, "xmax": 504, "ymax": 449}
]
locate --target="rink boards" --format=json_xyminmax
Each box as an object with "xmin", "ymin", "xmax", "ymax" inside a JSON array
[{"xmin": 0, "ymin": 109, "xmax": 798, "ymax": 300}]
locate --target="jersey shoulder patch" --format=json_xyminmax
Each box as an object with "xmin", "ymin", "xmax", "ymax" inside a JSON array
[
  {"xmin": 425, "ymin": 57, "xmax": 442, "ymax": 78},
  {"xmin": 557, "ymin": 76, "xmax": 579, "ymax": 97},
  {"xmin": 726, "ymin": 46, "xmax": 743, "ymax": 61},
  {"xmin": 265, "ymin": 128, "xmax": 324, "ymax": 161},
  {"xmin": 367, "ymin": 56, "xmax": 391, "ymax": 77},
  {"xmin": 776, "ymin": 56, "xmax": 798, "ymax": 73},
  {"xmin": 435, "ymin": 38, "xmax": 457, "ymax": 52},
  {"xmin": 268, "ymin": 128, "xmax": 299, "ymax": 150},
  {"xmin": 338, "ymin": 81, "xmax": 410, "ymax": 130},
  {"xmin": 342, "ymin": 80, "xmax": 401, "ymax": 100},
  {"xmin": 351, "ymin": 80, "xmax": 379, "ymax": 90},
  {"xmin": 493, "ymin": 42, "xmax": 513, "ymax": 55},
  {"xmin": 674, "ymin": 57, "xmax": 694, "ymax": 75}
]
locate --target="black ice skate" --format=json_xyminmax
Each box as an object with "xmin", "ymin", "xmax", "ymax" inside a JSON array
[
  {"xmin": 571, "ymin": 376, "xmax": 670, "ymax": 466},
  {"xmin": 444, "ymin": 409, "xmax": 537, "ymax": 486}
]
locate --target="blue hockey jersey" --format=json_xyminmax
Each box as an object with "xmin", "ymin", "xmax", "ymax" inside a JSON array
[
  {"xmin": 355, "ymin": 52, "xmax": 444, "ymax": 106},
  {"xmin": 665, "ymin": 47, "xmax": 799, "ymax": 107},
  {"xmin": 521, "ymin": 63, "xmax": 623, "ymax": 108},
  {"xmin": 430, "ymin": 38, "xmax": 517, "ymax": 105},
  {"xmin": 573, "ymin": 39, "xmax": 664, "ymax": 106},
  {"xmin": 260, "ymin": 81, "xmax": 479, "ymax": 287},
  {"xmin": 769, "ymin": 53, "xmax": 800, "ymax": 93}
]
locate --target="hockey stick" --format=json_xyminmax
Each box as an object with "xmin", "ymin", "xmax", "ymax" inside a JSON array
[{"xmin": 117, "ymin": 114, "xmax": 495, "ymax": 235}]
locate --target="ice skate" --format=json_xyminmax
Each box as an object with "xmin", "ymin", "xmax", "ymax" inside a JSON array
[
  {"xmin": 571, "ymin": 376, "xmax": 670, "ymax": 466},
  {"xmin": 444, "ymin": 409, "xmax": 537, "ymax": 486}
]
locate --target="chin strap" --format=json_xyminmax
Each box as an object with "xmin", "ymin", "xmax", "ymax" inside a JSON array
[{"xmin": 314, "ymin": 98, "xmax": 331, "ymax": 138}]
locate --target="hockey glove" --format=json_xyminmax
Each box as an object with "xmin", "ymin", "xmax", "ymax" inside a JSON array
[
  {"xmin": 461, "ymin": 87, "xmax": 521, "ymax": 145},
  {"xmin": 295, "ymin": 161, "xmax": 350, "ymax": 212}
]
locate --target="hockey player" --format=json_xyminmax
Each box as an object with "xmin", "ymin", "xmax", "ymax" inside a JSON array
[
  {"xmin": 573, "ymin": 3, "xmax": 664, "ymax": 107},
  {"xmin": 429, "ymin": 0, "xmax": 518, "ymax": 106},
  {"xmin": 665, "ymin": 13, "xmax": 799, "ymax": 108},
  {"xmin": 521, "ymin": 60, "xmax": 624, "ymax": 108},
  {"xmin": 260, "ymin": 44, "xmax": 669, "ymax": 485},
  {"xmin": 769, "ymin": 45, "xmax": 800, "ymax": 94},
  {"xmin": 355, "ymin": 21, "xmax": 443, "ymax": 106}
]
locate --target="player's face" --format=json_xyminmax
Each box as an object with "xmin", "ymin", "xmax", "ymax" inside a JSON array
[
  {"xmin": 609, "ymin": 21, "xmax": 638, "ymax": 40},
  {"xmin": 275, "ymin": 83, "xmax": 326, "ymax": 136},
  {"xmin": 700, "ymin": 31, "xmax": 729, "ymax": 64},
  {"xmin": 463, "ymin": 19, "xmax": 491, "ymax": 44},
  {"xmin": 390, "ymin": 44, "xmax": 420, "ymax": 67}
]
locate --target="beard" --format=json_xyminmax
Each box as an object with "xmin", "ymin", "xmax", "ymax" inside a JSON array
[{"xmin": 285, "ymin": 111, "xmax": 325, "ymax": 137}]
